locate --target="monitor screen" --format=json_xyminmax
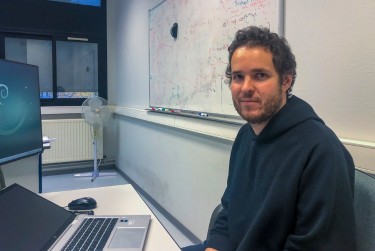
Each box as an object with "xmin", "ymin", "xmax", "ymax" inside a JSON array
[{"xmin": 0, "ymin": 59, "xmax": 43, "ymax": 165}]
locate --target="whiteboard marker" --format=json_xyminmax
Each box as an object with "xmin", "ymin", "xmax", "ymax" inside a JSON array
[{"xmin": 198, "ymin": 112, "xmax": 208, "ymax": 117}]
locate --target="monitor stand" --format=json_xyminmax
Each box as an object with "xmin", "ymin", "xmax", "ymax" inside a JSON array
[{"xmin": 0, "ymin": 166, "xmax": 6, "ymax": 189}]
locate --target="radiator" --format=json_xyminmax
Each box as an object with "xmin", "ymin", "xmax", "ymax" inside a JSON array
[{"xmin": 42, "ymin": 119, "xmax": 103, "ymax": 164}]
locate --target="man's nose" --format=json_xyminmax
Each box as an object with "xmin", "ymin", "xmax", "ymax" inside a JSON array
[{"xmin": 241, "ymin": 76, "xmax": 255, "ymax": 92}]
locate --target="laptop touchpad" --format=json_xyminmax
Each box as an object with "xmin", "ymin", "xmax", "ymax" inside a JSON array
[{"xmin": 109, "ymin": 228, "xmax": 145, "ymax": 248}]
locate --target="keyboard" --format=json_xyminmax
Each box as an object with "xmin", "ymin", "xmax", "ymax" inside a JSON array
[{"xmin": 62, "ymin": 217, "xmax": 118, "ymax": 251}]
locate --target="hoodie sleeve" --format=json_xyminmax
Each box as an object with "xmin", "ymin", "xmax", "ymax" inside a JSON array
[{"xmin": 284, "ymin": 140, "xmax": 356, "ymax": 251}]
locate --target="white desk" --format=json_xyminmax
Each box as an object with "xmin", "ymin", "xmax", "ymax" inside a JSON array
[{"xmin": 42, "ymin": 184, "xmax": 181, "ymax": 251}]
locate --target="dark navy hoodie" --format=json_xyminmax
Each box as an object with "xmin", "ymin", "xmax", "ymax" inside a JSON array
[{"xmin": 207, "ymin": 96, "xmax": 355, "ymax": 251}]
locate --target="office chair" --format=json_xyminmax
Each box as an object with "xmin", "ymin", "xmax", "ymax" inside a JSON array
[
  {"xmin": 206, "ymin": 203, "xmax": 223, "ymax": 240},
  {"xmin": 206, "ymin": 169, "xmax": 375, "ymax": 250},
  {"xmin": 354, "ymin": 169, "xmax": 375, "ymax": 251}
]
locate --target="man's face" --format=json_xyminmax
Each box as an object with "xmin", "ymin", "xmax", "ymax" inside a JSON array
[{"xmin": 230, "ymin": 46, "xmax": 291, "ymax": 132}]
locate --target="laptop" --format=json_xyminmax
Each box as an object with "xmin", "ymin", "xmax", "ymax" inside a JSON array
[{"xmin": 0, "ymin": 183, "xmax": 151, "ymax": 251}]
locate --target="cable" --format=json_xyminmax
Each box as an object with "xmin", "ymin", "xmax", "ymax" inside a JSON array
[{"xmin": 70, "ymin": 210, "xmax": 95, "ymax": 215}]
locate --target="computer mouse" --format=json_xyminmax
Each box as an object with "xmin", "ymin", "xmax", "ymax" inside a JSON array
[{"xmin": 68, "ymin": 197, "xmax": 97, "ymax": 210}]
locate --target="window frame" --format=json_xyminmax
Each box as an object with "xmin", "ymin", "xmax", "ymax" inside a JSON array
[{"xmin": 0, "ymin": 33, "xmax": 107, "ymax": 106}]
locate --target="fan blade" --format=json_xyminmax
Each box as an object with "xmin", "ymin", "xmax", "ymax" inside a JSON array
[
  {"xmin": 99, "ymin": 106, "xmax": 112, "ymax": 124},
  {"xmin": 85, "ymin": 110, "xmax": 101, "ymax": 125},
  {"xmin": 89, "ymin": 97, "xmax": 102, "ymax": 109}
]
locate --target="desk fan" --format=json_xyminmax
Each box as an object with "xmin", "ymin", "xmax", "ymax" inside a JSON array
[{"xmin": 75, "ymin": 96, "xmax": 114, "ymax": 181}]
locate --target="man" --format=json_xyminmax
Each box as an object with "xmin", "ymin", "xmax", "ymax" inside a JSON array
[{"xmin": 182, "ymin": 26, "xmax": 356, "ymax": 251}]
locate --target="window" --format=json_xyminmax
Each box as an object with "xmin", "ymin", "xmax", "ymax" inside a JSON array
[
  {"xmin": 2, "ymin": 34, "xmax": 103, "ymax": 106},
  {"xmin": 56, "ymin": 41, "xmax": 98, "ymax": 99}
]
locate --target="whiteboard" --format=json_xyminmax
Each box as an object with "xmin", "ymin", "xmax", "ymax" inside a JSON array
[{"xmin": 149, "ymin": 0, "xmax": 283, "ymax": 116}]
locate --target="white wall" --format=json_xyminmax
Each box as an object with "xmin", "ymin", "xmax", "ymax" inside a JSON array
[
  {"xmin": 285, "ymin": 1, "xmax": 375, "ymax": 143},
  {"xmin": 115, "ymin": 116, "xmax": 230, "ymax": 235},
  {"xmin": 284, "ymin": 0, "xmax": 375, "ymax": 173},
  {"xmin": 107, "ymin": 0, "xmax": 375, "ymax": 240},
  {"xmin": 107, "ymin": 0, "xmax": 156, "ymax": 109}
]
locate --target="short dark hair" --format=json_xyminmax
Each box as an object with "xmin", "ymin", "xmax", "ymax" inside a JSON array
[{"xmin": 226, "ymin": 26, "xmax": 297, "ymax": 96}]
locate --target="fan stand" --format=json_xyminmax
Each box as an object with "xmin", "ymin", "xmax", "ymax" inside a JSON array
[{"xmin": 74, "ymin": 125, "xmax": 116, "ymax": 182}]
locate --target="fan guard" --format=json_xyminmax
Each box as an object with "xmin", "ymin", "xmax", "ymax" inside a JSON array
[{"xmin": 81, "ymin": 96, "xmax": 112, "ymax": 127}]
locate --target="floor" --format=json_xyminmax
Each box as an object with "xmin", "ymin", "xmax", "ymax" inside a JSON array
[{"xmin": 42, "ymin": 170, "xmax": 195, "ymax": 249}]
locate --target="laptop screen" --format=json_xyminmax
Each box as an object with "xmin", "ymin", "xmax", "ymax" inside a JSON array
[{"xmin": 0, "ymin": 184, "xmax": 75, "ymax": 251}]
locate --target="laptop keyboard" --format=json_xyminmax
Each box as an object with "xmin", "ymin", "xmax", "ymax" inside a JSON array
[{"xmin": 62, "ymin": 217, "xmax": 118, "ymax": 251}]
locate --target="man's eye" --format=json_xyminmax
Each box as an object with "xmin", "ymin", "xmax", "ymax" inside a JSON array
[
  {"xmin": 255, "ymin": 73, "xmax": 268, "ymax": 80},
  {"xmin": 231, "ymin": 74, "xmax": 244, "ymax": 81}
]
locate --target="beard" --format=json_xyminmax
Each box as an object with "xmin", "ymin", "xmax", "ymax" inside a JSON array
[{"xmin": 234, "ymin": 85, "xmax": 284, "ymax": 124}]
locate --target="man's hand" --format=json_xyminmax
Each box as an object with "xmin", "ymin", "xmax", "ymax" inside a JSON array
[{"xmin": 205, "ymin": 248, "xmax": 218, "ymax": 251}]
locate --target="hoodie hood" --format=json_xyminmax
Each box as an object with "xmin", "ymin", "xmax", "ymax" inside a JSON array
[{"xmin": 249, "ymin": 96, "xmax": 325, "ymax": 142}]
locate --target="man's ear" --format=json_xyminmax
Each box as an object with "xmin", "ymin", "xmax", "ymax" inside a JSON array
[{"xmin": 282, "ymin": 74, "xmax": 293, "ymax": 92}]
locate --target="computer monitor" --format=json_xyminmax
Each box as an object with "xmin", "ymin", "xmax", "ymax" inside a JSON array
[{"xmin": 0, "ymin": 59, "xmax": 43, "ymax": 165}]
